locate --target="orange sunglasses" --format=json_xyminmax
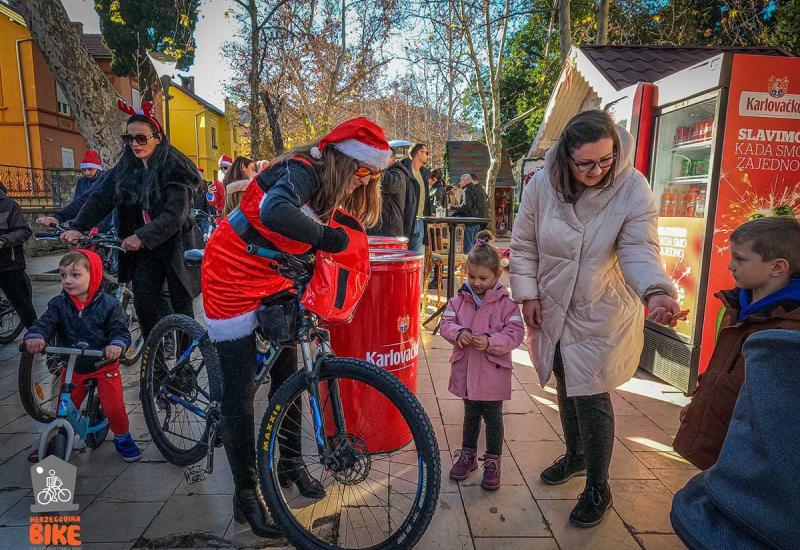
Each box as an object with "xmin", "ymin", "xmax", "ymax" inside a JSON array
[{"xmin": 354, "ymin": 166, "xmax": 382, "ymax": 182}]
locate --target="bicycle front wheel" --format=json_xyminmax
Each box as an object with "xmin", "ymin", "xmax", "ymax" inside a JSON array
[
  {"xmin": 257, "ymin": 358, "xmax": 441, "ymax": 550},
  {"xmin": 0, "ymin": 293, "xmax": 23, "ymax": 345}
]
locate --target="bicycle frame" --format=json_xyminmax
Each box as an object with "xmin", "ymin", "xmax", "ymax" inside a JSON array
[{"xmin": 36, "ymin": 346, "xmax": 109, "ymax": 460}]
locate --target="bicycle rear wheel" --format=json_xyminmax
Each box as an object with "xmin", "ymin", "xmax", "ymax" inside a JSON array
[
  {"xmin": 257, "ymin": 357, "xmax": 440, "ymax": 550},
  {"xmin": 119, "ymin": 286, "xmax": 143, "ymax": 366},
  {"xmin": 18, "ymin": 343, "xmax": 65, "ymax": 423},
  {"xmin": 140, "ymin": 314, "xmax": 221, "ymax": 466},
  {"xmin": 0, "ymin": 293, "xmax": 23, "ymax": 345}
]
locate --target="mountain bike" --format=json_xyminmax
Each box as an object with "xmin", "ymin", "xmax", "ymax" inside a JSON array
[
  {"xmin": 20, "ymin": 342, "xmax": 113, "ymax": 461},
  {"xmin": 0, "ymin": 289, "xmax": 23, "ymax": 344},
  {"xmin": 140, "ymin": 246, "xmax": 441, "ymax": 549},
  {"xmin": 34, "ymin": 227, "xmax": 144, "ymax": 365}
]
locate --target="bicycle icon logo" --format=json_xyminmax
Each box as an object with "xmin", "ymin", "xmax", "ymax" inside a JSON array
[{"xmin": 30, "ymin": 456, "xmax": 79, "ymax": 513}]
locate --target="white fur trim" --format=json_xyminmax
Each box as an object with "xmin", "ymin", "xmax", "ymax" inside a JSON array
[
  {"xmin": 80, "ymin": 163, "xmax": 102, "ymax": 170},
  {"xmin": 310, "ymin": 146, "xmax": 322, "ymax": 159},
  {"xmin": 331, "ymin": 139, "xmax": 392, "ymax": 170},
  {"xmin": 205, "ymin": 310, "xmax": 258, "ymax": 342}
]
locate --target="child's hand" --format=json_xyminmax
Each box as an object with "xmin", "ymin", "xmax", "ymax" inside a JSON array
[
  {"xmin": 471, "ymin": 335, "xmax": 489, "ymax": 351},
  {"xmin": 25, "ymin": 339, "xmax": 46, "ymax": 354},
  {"xmin": 457, "ymin": 329, "xmax": 473, "ymax": 348},
  {"xmin": 104, "ymin": 345, "xmax": 123, "ymax": 360}
]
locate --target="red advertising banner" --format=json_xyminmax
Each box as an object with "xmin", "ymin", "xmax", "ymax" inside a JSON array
[{"xmin": 699, "ymin": 54, "xmax": 800, "ymax": 373}]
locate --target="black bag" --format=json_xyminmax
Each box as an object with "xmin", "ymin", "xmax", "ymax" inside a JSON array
[{"xmin": 256, "ymin": 294, "xmax": 297, "ymax": 344}]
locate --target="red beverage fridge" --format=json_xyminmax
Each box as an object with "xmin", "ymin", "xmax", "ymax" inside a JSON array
[{"xmin": 641, "ymin": 53, "xmax": 800, "ymax": 393}]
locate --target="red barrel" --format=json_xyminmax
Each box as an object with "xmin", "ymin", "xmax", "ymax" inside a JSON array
[
  {"xmin": 368, "ymin": 236, "xmax": 409, "ymax": 250},
  {"xmin": 325, "ymin": 250, "xmax": 422, "ymax": 452}
]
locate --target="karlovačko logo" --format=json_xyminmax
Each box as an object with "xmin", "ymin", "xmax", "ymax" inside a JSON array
[
  {"xmin": 29, "ymin": 455, "xmax": 81, "ymax": 547},
  {"xmin": 739, "ymin": 75, "xmax": 800, "ymax": 119}
]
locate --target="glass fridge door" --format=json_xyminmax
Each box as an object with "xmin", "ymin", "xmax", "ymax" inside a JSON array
[{"xmin": 650, "ymin": 95, "xmax": 720, "ymax": 343}]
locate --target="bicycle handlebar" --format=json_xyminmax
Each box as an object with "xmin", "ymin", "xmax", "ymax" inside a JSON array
[
  {"xmin": 34, "ymin": 227, "xmax": 125, "ymax": 252},
  {"xmin": 19, "ymin": 343, "xmax": 114, "ymax": 368}
]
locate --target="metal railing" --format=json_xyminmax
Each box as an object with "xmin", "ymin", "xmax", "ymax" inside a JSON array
[{"xmin": 0, "ymin": 165, "xmax": 80, "ymax": 208}]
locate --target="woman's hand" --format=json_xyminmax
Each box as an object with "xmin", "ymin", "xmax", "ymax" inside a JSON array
[
  {"xmin": 121, "ymin": 234, "xmax": 143, "ymax": 252},
  {"xmin": 471, "ymin": 335, "xmax": 489, "ymax": 351},
  {"xmin": 60, "ymin": 230, "xmax": 83, "ymax": 245},
  {"xmin": 647, "ymin": 293, "xmax": 681, "ymax": 326},
  {"xmin": 522, "ymin": 299, "xmax": 543, "ymax": 329},
  {"xmin": 457, "ymin": 329, "xmax": 473, "ymax": 348}
]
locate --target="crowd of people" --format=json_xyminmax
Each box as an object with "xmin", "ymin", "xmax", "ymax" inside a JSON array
[{"xmin": 3, "ymin": 103, "xmax": 798, "ymax": 547}]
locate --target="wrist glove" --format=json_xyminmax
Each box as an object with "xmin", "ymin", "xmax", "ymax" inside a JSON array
[{"xmin": 317, "ymin": 226, "xmax": 350, "ymax": 253}]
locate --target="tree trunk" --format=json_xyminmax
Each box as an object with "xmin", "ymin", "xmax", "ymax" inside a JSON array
[
  {"xmin": 559, "ymin": 0, "xmax": 572, "ymax": 64},
  {"xmin": 247, "ymin": 0, "xmax": 261, "ymax": 158},
  {"xmin": 260, "ymin": 90, "xmax": 285, "ymax": 154},
  {"xmin": 484, "ymin": 136, "xmax": 501, "ymax": 234},
  {"xmin": 12, "ymin": 0, "xmax": 125, "ymax": 166},
  {"xmin": 596, "ymin": 0, "xmax": 610, "ymax": 45}
]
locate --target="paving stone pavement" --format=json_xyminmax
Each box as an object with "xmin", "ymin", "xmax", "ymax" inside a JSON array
[{"xmin": 0, "ymin": 272, "xmax": 693, "ymax": 549}]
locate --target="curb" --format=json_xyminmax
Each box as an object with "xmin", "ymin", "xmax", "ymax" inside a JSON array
[{"xmin": 31, "ymin": 273, "xmax": 60, "ymax": 282}]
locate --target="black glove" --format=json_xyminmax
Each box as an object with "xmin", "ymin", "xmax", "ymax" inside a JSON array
[{"xmin": 316, "ymin": 226, "xmax": 349, "ymax": 253}]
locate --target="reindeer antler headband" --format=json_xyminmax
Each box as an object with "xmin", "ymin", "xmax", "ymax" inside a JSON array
[{"xmin": 117, "ymin": 98, "xmax": 164, "ymax": 136}]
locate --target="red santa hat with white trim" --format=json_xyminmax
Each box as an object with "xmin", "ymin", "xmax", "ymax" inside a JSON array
[
  {"xmin": 218, "ymin": 155, "xmax": 233, "ymax": 168},
  {"xmin": 310, "ymin": 117, "xmax": 392, "ymax": 170},
  {"xmin": 80, "ymin": 150, "xmax": 102, "ymax": 171}
]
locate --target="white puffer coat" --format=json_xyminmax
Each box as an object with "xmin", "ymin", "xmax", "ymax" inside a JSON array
[{"xmin": 510, "ymin": 126, "xmax": 675, "ymax": 397}]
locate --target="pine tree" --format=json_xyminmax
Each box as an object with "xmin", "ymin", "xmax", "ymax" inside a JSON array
[{"xmin": 94, "ymin": 0, "xmax": 200, "ymax": 96}]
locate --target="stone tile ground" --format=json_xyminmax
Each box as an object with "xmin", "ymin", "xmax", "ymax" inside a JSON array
[{"xmin": 0, "ymin": 270, "xmax": 694, "ymax": 549}]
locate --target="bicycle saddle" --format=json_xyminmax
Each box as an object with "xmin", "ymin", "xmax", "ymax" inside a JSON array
[{"xmin": 184, "ymin": 249, "xmax": 205, "ymax": 266}]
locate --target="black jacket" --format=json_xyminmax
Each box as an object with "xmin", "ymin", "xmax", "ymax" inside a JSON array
[
  {"xmin": 71, "ymin": 146, "xmax": 203, "ymax": 297},
  {"xmin": 398, "ymin": 158, "xmax": 431, "ymax": 240},
  {"xmin": 453, "ymin": 183, "xmax": 488, "ymax": 220},
  {"xmin": 24, "ymin": 291, "xmax": 131, "ymax": 373},
  {"xmin": 430, "ymin": 183, "xmax": 447, "ymax": 212},
  {"xmin": 0, "ymin": 191, "xmax": 32, "ymax": 272},
  {"xmin": 368, "ymin": 165, "xmax": 406, "ymax": 237},
  {"xmin": 55, "ymin": 172, "xmax": 113, "ymax": 232}
]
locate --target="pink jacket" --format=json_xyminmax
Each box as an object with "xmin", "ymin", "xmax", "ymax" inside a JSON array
[{"xmin": 440, "ymin": 283, "xmax": 525, "ymax": 401}]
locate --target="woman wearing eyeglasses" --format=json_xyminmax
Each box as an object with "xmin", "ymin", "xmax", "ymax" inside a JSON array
[
  {"xmin": 510, "ymin": 110, "xmax": 679, "ymax": 528},
  {"xmin": 200, "ymin": 117, "xmax": 386, "ymax": 537},
  {"xmin": 61, "ymin": 101, "xmax": 203, "ymax": 341}
]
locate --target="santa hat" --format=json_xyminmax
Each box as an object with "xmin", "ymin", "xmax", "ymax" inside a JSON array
[
  {"xmin": 80, "ymin": 150, "xmax": 102, "ymax": 171},
  {"xmin": 218, "ymin": 155, "xmax": 233, "ymax": 168},
  {"xmin": 310, "ymin": 117, "xmax": 392, "ymax": 170}
]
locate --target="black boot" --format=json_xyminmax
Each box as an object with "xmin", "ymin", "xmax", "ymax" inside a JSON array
[
  {"xmin": 221, "ymin": 414, "xmax": 282, "ymax": 537},
  {"xmin": 569, "ymin": 482, "xmax": 613, "ymax": 528},
  {"xmin": 275, "ymin": 399, "xmax": 326, "ymax": 499},
  {"xmin": 540, "ymin": 453, "xmax": 586, "ymax": 485}
]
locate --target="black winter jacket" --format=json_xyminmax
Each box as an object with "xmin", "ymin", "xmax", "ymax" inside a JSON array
[
  {"xmin": 71, "ymin": 146, "xmax": 203, "ymax": 297},
  {"xmin": 368, "ymin": 166, "xmax": 406, "ymax": 238},
  {"xmin": 453, "ymin": 183, "xmax": 488, "ymax": 220},
  {"xmin": 0, "ymin": 191, "xmax": 32, "ymax": 273},
  {"xmin": 55, "ymin": 172, "xmax": 113, "ymax": 232},
  {"xmin": 24, "ymin": 291, "xmax": 131, "ymax": 373},
  {"xmin": 399, "ymin": 158, "xmax": 431, "ymax": 240}
]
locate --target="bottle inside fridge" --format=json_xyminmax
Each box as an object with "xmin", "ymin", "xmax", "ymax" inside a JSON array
[{"xmin": 652, "ymin": 98, "xmax": 716, "ymax": 219}]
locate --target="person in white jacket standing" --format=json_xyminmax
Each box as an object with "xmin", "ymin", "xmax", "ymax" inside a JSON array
[{"xmin": 510, "ymin": 110, "xmax": 679, "ymax": 528}]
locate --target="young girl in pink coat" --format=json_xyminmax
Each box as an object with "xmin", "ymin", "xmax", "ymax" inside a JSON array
[{"xmin": 440, "ymin": 232, "xmax": 525, "ymax": 490}]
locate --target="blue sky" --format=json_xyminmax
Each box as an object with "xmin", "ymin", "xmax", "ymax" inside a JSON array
[{"xmin": 63, "ymin": 0, "xmax": 235, "ymax": 109}]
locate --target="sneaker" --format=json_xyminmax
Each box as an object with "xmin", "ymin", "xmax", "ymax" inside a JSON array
[
  {"xmin": 569, "ymin": 483, "xmax": 613, "ymax": 528},
  {"xmin": 480, "ymin": 453, "xmax": 501, "ymax": 491},
  {"xmin": 449, "ymin": 447, "xmax": 478, "ymax": 481},
  {"xmin": 540, "ymin": 453, "xmax": 586, "ymax": 485},
  {"xmin": 114, "ymin": 433, "xmax": 142, "ymax": 462}
]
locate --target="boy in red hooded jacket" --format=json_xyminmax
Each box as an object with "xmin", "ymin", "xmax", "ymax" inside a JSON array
[{"xmin": 24, "ymin": 249, "xmax": 140, "ymax": 461}]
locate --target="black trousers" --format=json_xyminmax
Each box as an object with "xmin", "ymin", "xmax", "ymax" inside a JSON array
[
  {"xmin": 462, "ymin": 399, "xmax": 504, "ymax": 455},
  {"xmin": 215, "ymin": 333, "xmax": 301, "ymax": 458},
  {"xmin": 130, "ymin": 254, "xmax": 193, "ymax": 339},
  {"xmin": 553, "ymin": 344, "xmax": 615, "ymax": 487},
  {"xmin": 0, "ymin": 270, "xmax": 37, "ymax": 328}
]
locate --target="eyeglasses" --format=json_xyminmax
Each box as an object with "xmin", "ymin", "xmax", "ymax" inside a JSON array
[
  {"xmin": 570, "ymin": 154, "xmax": 615, "ymax": 173},
  {"xmin": 122, "ymin": 133, "xmax": 158, "ymax": 146},
  {"xmin": 354, "ymin": 166, "xmax": 382, "ymax": 182}
]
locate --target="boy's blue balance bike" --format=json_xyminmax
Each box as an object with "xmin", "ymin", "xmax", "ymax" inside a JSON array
[{"xmin": 20, "ymin": 343, "xmax": 115, "ymax": 461}]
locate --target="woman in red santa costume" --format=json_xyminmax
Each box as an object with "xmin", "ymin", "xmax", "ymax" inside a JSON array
[{"xmin": 201, "ymin": 118, "xmax": 389, "ymax": 537}]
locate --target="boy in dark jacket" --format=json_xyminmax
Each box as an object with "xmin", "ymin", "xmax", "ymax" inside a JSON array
[
  {"xmin": 673, "ymin": 216, "xmax": 800, "ymax": 469},
  {"xmin": 0, "ymin": 183, "xmax": 37, "ymax": 329},
  {"xmin": 24, "ymin": 249, "xmax": 140, "ymax": 461}
]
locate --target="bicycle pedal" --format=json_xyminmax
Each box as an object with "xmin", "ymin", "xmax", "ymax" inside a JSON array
[{"xmin": 184, "ymin": 464, "xmax": 207, "ymax": 485}]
